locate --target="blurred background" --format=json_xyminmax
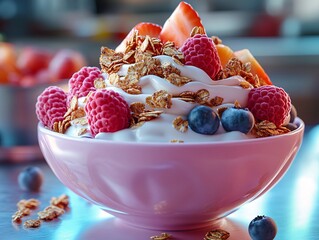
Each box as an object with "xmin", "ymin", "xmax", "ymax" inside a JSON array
[{"xmin": 0, "ymin": 0, "xmax": 318, "ymax": 125}]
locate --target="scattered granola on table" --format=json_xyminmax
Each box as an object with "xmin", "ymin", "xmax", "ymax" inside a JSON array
[
  {"xmin": 150, "ymin": 232, "xmax": 172, "ymax": 240},
  {"xmin": 17, "ymin": 199, "xmax": 40, "ymax": 210},
  {"xmin": 12, "ymin": 194, "xmax": 69, "ymax": 229},
  {"xmin": 204, "ymin": 229, "xmax": 230, "ymax": 240},
  {"xmin": 50, "ymin": 194, "xmax": 69, "ymax": 210},
  {"xmin": 12, "ymin": 210, "xmax": 29, "ymax": 223},
  {"xmin": 12, "ymin": 198, "xmax": 41, "ymax": 223},
  {"xmin": 24, "ymin": 219, "xmax": 41, "ymax": 228},
  {"xmin": 38, "ymin": 205, "xmax": 65, "ymax": 221}
]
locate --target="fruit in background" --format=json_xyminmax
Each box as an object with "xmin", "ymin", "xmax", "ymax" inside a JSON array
[
  {"xmin": 0, "ymin": 66, "xmax": 9, "ymax": 84},
  {"xmin": 18, "ymin": 166, "xmax": 44, "ymax": 192},
  {"xmin": 159, "ymin": 1, "xmax": 205, "ymax": 48},
  {"xmin": 19, "ymin": 75, "xmax": 37, "ymax": 87},
  {"xmin": 216, "ymin": 44, "xmax": 234, "ymax": 68},
  {"xmin": 49, "ymin": 49, "xmax": 87, "ymax": 81},
  {"xmin": 234, "ymin": 49, "xmax": 272, "ymax": 85},
  {"xmin": 116, "ymin": 22, "xmax": 162, "ymax": 52},
  {"xmin": 0, "ymin": 42, "xmax": 17, "ymax": 70},
  {"xmin": 17, "ymin": 47, "xmax": 53, "ymax": 75},
  {"xmin": 7, "ymin": 71, "xmax": 22, "ymax": 86},
  {"xmin": 20, "ymin": 70, "xmax": 55, "ymax": 87},
  {"xmin": 35, "ymin": 69, "xmax": 55, "ymax": 85},
  {"xmin": 0, "ymin": 43, "xmax": 87, "ymax": 87}
]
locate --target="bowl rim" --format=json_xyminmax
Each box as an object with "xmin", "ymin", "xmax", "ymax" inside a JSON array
[{"xmin": 37, "ymin": 117, "xmax": 304, "ymax": 147}]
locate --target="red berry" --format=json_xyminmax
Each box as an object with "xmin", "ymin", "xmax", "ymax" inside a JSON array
[
  {"xmin": 36, "ymin": 86, "xmax": 67, "ymax": 129},
  {"xmin": 181, "ymin": 34, "xmax": 222, "ymax": 79},
  {"xmin": 247, "ymin": 85, "xmax": 291, "ymax": 127},
  {"xmin": 85, "ymin": 89, "xmax": 131, "ymax": 136},
  {"xmin": 68, "ymin": 66, "xmax": 103, "ymax": 101}
]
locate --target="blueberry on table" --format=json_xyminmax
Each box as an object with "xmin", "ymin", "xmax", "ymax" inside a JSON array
[
  {"xmin": 248, "ymin": 215, "xmax": 277, "ymax": 240},
  {"xmin": 188, "ymin": 105, "xmax": 220, "ymax": 135},
  {"xmin": 18, "ymin": 166, "xmax": 43, "ymax": 192},
  {"xmin": 221, "ymin": 107, "xmax": 254, "ymax": 134}
]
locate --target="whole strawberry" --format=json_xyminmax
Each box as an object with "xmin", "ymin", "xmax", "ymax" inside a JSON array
[
  {"xmin": 247, "ymin": 85, "xmax": 291, "ymax": 127},
  {"xmin": 85, "ymin": 89, "xmax": 131, "ymax": 136},
  {"xmin": 36, "ymin": 86, "xmax": 67, "ymax": 129},
  {"xmin": 181, "ymin": 34, "xmax": 222, "ymax": 79},
  {"xmin": 68, "ymin": 66, "xmax": 103, "ymax": 101}
]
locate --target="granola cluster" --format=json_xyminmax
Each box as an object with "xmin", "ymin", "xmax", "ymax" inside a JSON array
[
  {"xmin": 53, "ymin": 96, "xmax": 86, "ymax": 134},
  {"xmin": 130, "ymin": 101, "xmax": 163, "ymax": 127},
  {"xmin": 12, "ymin": 199, "xmax": 40, "ymax": 224},
  {"xmin": 173, "ymin": 89, "xmax": 224, "ymax": 107},
  {"xmin": 12, "ymin": 195, "xmax": 69, "ymax": 229},
  {"xmin": 172, "ymin": 116, "xmax": 188, "ymax": 133},
  {"xmin": 252, "ymin": 121, "xmax": 291, "ymax": 138},
  {"xmin": 52, "ymin": 96, "xmax": 88, "ymax": 136},
  {"xmin": 101, "ymin": 44, "xmax": 190, "ymax": 95},
  {"xmin": 216, "ymin": 58, "xmax": 260, "ymax": 88}
]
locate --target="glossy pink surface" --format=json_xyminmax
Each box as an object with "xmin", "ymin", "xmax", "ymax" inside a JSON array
[{"xmin": 38, "ymin": 118, "xmax": 304, "ymax": 230}]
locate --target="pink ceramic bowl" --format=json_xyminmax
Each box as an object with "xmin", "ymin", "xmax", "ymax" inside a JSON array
[{"xmin": 38, "ymin": 118, "xmax": 304, "ymax": 230}]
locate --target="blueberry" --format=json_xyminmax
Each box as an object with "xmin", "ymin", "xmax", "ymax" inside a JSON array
[
  {"xmin": 248, "ymin": 215, "xmax": 277, "ymax": 240},
  {"xmin": 188, "ymin": 105, "xmax": 220, "ymax": 135},
  {"xmin": 221, "ymin": 107, "xmax": 254, "ymax": 134},
  {"xmin": 18, "ymin": 166, "xmax": 43, "ymax": 192},
  {"xmin": 289, "ymin": 104, "xmax": 297, "ymax": 123},
  {"xmin": 286, "ymin": 122, "xmax": 298, "ymax": 131}
]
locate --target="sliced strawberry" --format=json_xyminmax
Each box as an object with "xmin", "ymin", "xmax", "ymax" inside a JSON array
[
  {"xmin": 159, "ymin": 1, "xmax": 205, "ymax": 48},
  {"xmin": 115, "ymin": 22, "xmax": 162, "ymax": 52},
  {"xmin": 134, "ymin": 22, "xmax": 162, "ymax": 37},
  {"xmin": 234, "ymin": 49, "xmax": 273, "ymax": 85}
]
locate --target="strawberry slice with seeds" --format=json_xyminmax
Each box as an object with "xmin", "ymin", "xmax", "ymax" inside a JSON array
[
  {"xmin": 115, "ymin": 22, "xmax": 162, "ymax": 52},
  {"xmin": 159, "ymin": 1, "xmax": 205, "ymax": 48}
]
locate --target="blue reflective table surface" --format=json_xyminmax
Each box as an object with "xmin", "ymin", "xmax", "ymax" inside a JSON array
[{"xmin": 1, "ymin": 125, "xmax": 318, "ymax": 240}]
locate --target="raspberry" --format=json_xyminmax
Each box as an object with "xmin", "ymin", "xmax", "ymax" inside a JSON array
[
  {"xmin": 36, "ymin": 86, "xmax": 67, "ymax": 129},
  {"xmin": 247, "ymin": 85, "xmax": 291, "ymax": 127},
  {"xmin": 85, "ymin": 89, "xmax": 131, "ymax": 136},
  {"xmin": 68, "ymin": 66, "xmax": 102, "ymax": 100},
  {"xmin": 181, "ymin": 34, "xmax": 222, "ymax": 79}
]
